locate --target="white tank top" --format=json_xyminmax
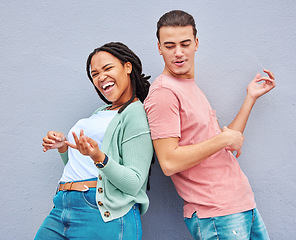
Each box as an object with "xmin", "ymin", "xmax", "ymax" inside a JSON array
[{"xmin": 59, "ymin": 110, "xmax": 117, "ymax": 182}]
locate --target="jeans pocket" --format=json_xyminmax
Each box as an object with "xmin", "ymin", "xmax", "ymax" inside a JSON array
[
  {"xmin": 81, "ymin": 189, "xmax": 98, "ymax": 209},
  {"xmin": 52, "ymin": 191, "xmax": 63, "ymax": 209},
  {"xmin": 184, "ymin": 212, "xmax": 201, "ymax": 240}
]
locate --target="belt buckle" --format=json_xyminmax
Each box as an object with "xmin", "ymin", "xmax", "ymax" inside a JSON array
[{"xmin": 81, "ymin": 184, "xmax": 89, "ymax": 192}]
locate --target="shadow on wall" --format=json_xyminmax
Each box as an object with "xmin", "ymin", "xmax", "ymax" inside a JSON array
[{"xmin": 142, "ymin": 160, "xmax": 193, "ymax": 240}]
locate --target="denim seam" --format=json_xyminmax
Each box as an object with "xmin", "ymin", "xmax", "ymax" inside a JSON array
[
  {"xmin": 119, "ymin": 217, "xmax": 124, "ymax": 240},
  {"xmin": 212, "ymin": 218, "xmax": 220, "ymax": 240},
  {"xmin": 133, "ymin": 206, "xmax": 139, "ymax": 240},
  {"xmin": 193, "ymin": 213, "xmax": 202, "ymax": 240},
  {"xmin": 251, "ymin": 208, "xmax": 255, "ymax": 223},
  {"xmin": 62, "ymin": 192, "xmax": 70, "ymax": 237}
]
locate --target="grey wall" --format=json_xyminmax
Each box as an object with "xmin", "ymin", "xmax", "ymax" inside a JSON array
[{"xmin": 0, "ymin": 0, "xmax": 295, "ymax": 239}]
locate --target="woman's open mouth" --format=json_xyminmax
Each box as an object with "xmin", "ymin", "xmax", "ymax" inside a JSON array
[{"xmin": 102, "ymin": 81, "xmax": 115, "ymax": 93}]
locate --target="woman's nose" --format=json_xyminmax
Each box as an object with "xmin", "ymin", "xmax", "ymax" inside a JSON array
[{"xmin": 98, "ymin": 74, "xmax": 107, "ymax": 82}]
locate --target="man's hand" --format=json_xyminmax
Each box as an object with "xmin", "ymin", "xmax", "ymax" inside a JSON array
[
  {"xmin": 247, "ymin": 69, "xmax": 275, "ymax": 100},
  {"xmin": 222, "ymin": 126, "xmax": 244, "ymax": 158}
]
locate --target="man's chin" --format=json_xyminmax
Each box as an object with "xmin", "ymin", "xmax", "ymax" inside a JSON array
[{"xmin": 171, "ymin": 70, "xmax": 192, "ymax": 79}]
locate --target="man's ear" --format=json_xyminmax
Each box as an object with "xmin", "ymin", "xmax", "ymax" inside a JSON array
[
  {"xmin": 125, "ymin": 62, "xmax": 132, "ymax": 74},
  {"xmin": 158, "ymin": 42, "xmax": 162, "ymax": 55},
  {"xmin": 195, "ymin": 37, "xmax": 199, "ymax": 51}
]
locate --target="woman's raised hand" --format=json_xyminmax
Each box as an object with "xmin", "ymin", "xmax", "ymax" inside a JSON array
[
  {"xmin": 42, "ymin": 131, "xmax": 66, "ymax": 152},
  {"xmin": 66, "ymin": 130, "xmax": 105, "ymax": 163}
]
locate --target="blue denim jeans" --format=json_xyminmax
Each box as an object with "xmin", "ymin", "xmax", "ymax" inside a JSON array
[
  {"xmin": 184, "ymin": 208, "xmax": 269, "ymax": 240},
  {"xmin": 35, "ymin": 182, "xmax": 142, "ymax": 240}
]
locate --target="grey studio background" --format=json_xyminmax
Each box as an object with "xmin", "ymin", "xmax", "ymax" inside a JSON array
[{"xmin": 1, "ymin": 0, "xmax": 295, "ymax": 239}]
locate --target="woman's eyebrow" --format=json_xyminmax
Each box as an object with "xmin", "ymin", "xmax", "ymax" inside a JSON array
[{"xmin": 91, "ymin": 63, "xmax": 112, "ymax": 74}]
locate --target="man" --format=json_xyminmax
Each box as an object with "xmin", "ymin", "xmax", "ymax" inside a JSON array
[{"xmin": 144, "ymin": 10, "xmax": 275, "ymax": 239}]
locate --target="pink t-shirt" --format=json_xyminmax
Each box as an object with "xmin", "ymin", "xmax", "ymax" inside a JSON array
[{"xmin": 144, "ymin": 74, "xmax": 256, "ymax": 218}]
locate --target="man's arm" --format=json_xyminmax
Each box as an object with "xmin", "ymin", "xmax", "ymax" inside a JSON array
[
  {"xmin": 153, "ymin": 126, "xmax": 244, "ymax": 176},
  {"xmin": 228, "ymin": 69, "xmax": 275, "ymax": 133},
  {"xmin": 149, "ymin": 70, "xmax": 275, "ymax": 176}
]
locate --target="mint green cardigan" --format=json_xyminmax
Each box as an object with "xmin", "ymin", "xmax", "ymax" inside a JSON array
[{"xmin": 60, "ymin": 101, "xmax": 154, "ymax": 222}]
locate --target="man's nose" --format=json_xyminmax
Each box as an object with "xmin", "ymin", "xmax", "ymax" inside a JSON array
[{"xmin": 175, "ymin": 45, "xmax": 183, "ymax": 57}]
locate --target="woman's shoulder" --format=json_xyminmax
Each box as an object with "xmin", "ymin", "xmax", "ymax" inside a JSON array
[
  {"xmin": 122, "ymin": 101, "xmax": 146, "ymax": 118},
  {"xmin": 121, "ymin": 101, "xmax": 149, "ymax": 128},
  {"xmin": 92, "ymin": 104, "xmax": 111, "ymax": 115}
]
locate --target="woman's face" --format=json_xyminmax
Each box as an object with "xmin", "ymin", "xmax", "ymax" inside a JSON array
[{"xmin": 90, "ymin": 51, "xmax": 133, "ymax": 106}]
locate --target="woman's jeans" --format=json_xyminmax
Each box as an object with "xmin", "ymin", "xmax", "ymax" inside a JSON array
[
  {"xmin": 35, "ymin": 186, "xmax": 142, "ymax": 239},
  {"xmin": 184, "ymin": 208, "xmax": 269, "ymax": 240}
]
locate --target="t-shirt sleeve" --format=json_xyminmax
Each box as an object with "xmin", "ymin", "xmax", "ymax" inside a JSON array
[{"xmin": 144, "ymin": 87, "xmax": 181, "ymax": 140}]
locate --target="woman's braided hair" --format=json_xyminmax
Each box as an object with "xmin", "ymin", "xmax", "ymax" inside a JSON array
[
  {"xmin": 86, "ymin": 42, "xmax": 151, "ymax": 113},
  {"xmin": 86, "ymin": 42, "xmax": 154, "ymax": 190}
]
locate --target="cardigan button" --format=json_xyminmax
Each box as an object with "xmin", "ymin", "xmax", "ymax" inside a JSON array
[
  {"xmin": 104, "ymin": 211, "xmax": 110, "ymax": 217},
  {"xmin": 98, "ymin": 175, "xmax": 102, "ymax": 180},
  {"xmin": 98, "ymin": 201, "xmax": 103, "ymax": 206},
  {"xmin": 98, "ymin": 187, "xmax": 103, "ymax": 193}
]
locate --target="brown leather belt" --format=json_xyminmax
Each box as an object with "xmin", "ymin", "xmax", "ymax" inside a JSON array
[{"xmin": 58, "ymin": 180, "xmax": 97, "ymax": 192}]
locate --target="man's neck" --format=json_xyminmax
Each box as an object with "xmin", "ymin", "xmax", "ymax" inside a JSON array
[{"xmin": 162, "ymin": 69, "xmax": 195, "ymax": 79}]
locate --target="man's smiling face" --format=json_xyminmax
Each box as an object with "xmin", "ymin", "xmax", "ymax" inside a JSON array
[{"xmin": 158, "ymin": 25, "xmax": 198, "ymax": 79}]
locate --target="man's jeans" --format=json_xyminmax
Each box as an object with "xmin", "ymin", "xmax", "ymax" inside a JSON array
[
  {"xmin": 184, "ymin": 208, "xmax": 269, "ymax": 240},
  {"xmin": 35, "ymin": 185, "xmax": 142, "ymax": 239}
]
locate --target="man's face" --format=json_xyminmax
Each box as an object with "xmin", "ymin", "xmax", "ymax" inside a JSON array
[{"xmin": 158, "ymin": 26, "xmax": 198, "ymax": 79}]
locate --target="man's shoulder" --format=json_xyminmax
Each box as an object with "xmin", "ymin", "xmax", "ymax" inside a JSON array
[
  {"xmin": 150, "ymin": 74, "xmax": 164, "ymax": 89},
  {"xmin": 151, "ymin": 74, "xmax": 176, "ymax": 88},
  {"xmin": 146, "ymin": 75, "xmax": 176, "ymax": 102},
  {"xmin": 148, "ymin": 75, "xmax": 180, "ymax": 97}
]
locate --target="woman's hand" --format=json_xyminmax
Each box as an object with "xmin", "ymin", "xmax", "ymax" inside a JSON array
[
  {"xmin": 66, "ymin": 129, "xmax": 105, "ymax": 163},
  {"xmin": 42, "ymin": 131, "xmax": 67, "ymax": 152},
  {"xmin": 247, "ymin": 69, "xmax": 275, "ymax": 100}
]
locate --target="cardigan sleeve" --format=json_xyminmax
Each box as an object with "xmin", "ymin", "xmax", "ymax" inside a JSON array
[
  {"xmin": 101, "ymin": 131, "xmax": 153, "ymax": 196},
  {"xmin": 59, "ymin": 150, "xmax": 69, "ymax": 165},
  {"xmin": 100, "ymin": 103, "xmax": 154, "ymax": 196}
]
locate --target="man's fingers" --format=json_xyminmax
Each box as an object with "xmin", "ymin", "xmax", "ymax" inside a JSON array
[
  {"xmin": 263, "ymin": 69, "xmax": 275, "ymax": 80},
  {"xmin": 256, "ymin": 77, "xmax": 275, "ymax": 83},
  {"xmin": 236, "ymin": 149, "xmax": 241, "ymax": 158},
  {"xmin": 254, "ymin": 73, "xmax": 261, "ymax": 80}
]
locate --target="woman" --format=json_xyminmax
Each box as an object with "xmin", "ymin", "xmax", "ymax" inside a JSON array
[{"xmin": 35, "ymin": 42, "xmax": 154, "ymax": 240}]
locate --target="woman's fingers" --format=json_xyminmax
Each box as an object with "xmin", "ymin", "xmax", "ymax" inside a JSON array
[{"xmin": 70, "ymin": 130, "xmax": 92, "ymax": 154}]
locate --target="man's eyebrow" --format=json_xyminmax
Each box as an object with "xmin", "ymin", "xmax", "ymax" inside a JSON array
[
  {"xmin": 163, "ymin": 41, "xmax": 176, "ymax": 45},
  {"xmin": 91, "ymin": 63, "xmax": 112, "ymax": 74},
  {"xmin": 180, "ymin": 39, "xmax": 192, "ymax": 44},
  {"xmin": 163, "ymin": 39, "xmax": 192, "ymax": 45}
]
